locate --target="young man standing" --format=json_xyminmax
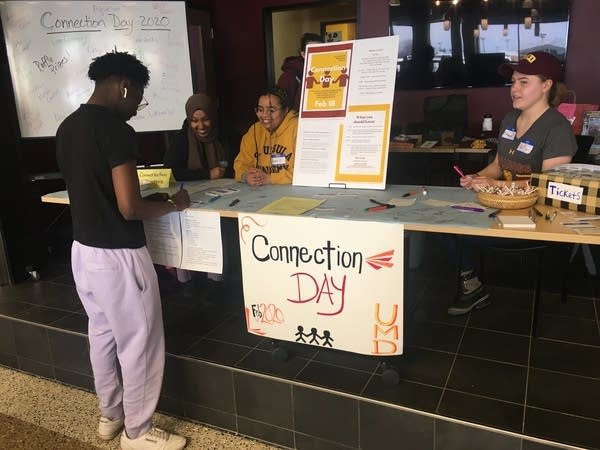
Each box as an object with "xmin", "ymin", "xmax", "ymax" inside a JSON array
[{"xmin": 56, "ymin": 51, "xmax": 189, "ymax": 449}]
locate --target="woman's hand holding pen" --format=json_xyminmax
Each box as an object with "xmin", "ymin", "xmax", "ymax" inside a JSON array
[
  {"xmin": 460, "ymin": 174, "xmax": 490, "ymax": 190},
  {"xmin": 454, "ymin": 165, "xmax": 485, "ymax": 190}
]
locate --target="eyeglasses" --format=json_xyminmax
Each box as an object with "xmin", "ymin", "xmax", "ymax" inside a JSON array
[
  {"xmin": 254, "ymin": 106, "xmax": 281, "ymax": 115},
  {"xmin": 137, "ymin": 97, "xmax": 149, "ymax": 112}
]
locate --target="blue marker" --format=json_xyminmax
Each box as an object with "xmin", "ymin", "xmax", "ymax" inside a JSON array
[{"xmin": 208, "ymin": 195, "xmax": 221, "ymax": 203}]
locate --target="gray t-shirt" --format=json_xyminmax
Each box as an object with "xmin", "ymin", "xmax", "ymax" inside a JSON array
[{"xmin": 496, "ymin": 107, "xmax": 576, "ymax": 179}]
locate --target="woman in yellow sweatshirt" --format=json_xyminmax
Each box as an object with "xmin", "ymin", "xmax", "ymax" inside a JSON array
[{"xmin": 234, "ymin": 87, "xmax": 298, "ymax": 186}]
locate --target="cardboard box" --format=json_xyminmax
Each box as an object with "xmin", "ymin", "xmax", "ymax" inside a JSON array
[{"xmin": 530, "ymin": 167, "xmax": 600, "ymax": 214}]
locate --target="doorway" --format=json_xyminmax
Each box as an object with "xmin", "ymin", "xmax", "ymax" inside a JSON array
[{"xmin": 264, "ymin": 1, "xmax": 358, "ymax": 86}]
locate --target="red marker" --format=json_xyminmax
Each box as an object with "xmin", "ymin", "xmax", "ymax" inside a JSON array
[{"xmin": 452, "ymin": 164, "xmax": 465, "ymax": 178}]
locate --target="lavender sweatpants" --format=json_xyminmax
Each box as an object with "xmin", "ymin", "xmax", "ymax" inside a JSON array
[{"xmin": 71, "ymin": 241, "xmax": 165, "ymax": 439}]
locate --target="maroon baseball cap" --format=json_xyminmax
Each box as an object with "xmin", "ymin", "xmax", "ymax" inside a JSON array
[{"xmin": 498, "ymin": 51, "xmax": 563, "ymax": 82}]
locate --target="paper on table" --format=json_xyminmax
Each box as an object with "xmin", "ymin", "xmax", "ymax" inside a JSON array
[
  {"xmin": 258, "ymin": 197, "xmax": 325, "ymax": 215},
  {"xmin": 497, "ymin": 215, "xmax": 536, "ymax": 229},
  {"xmin": 184, "ymin": 179, "xmax": 238, "ymax": 195}
]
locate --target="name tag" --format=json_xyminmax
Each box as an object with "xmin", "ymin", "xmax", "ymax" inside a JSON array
[
  {"xmin": 502, "ymin": 128, "xmax": 516, "ymax": 140},
  {"xmin": 516, "ymin": 140, "xmax": 534, "ymax": 154},
  {"xmin": 271, "ymin": 153, "xmax": 286, "ymax": 166},
  {"xmin": 548, "ymin": 181, "xmax": 583, "ymax": 204}
]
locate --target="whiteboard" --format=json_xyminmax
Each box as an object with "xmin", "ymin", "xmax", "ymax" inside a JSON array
[{"xmin": 0, "ymin": 1, "xmax": 193, "ymax": 138}]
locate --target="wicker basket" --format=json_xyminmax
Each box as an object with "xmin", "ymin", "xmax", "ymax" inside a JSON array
[{"xmin": 477, "ymin": 191, "xmax": 539, "ymax": 210}]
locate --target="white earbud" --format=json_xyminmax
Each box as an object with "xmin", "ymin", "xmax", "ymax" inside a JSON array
[{"xmin": 123, "ymin": 87, "xmax": 128, "ymax": 99}]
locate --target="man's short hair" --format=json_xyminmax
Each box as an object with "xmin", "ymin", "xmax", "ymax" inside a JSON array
[
  {"xmin": 88, "ymin": 51, "xmax": 150, "ymax": 87},
  {"xmin": 300, "ymin": 33, "xmax": 323, "ymax": 52}
]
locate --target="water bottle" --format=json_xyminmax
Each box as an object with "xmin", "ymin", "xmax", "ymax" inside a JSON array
[{"xmin": 481, "ymin": 113, "xmax": 493, "ymax": 139}]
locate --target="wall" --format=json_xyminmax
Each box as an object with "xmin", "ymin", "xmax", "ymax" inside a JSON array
[{"xmin": 564, "ymin": 0, "xmax": 600, "ymax": 103}]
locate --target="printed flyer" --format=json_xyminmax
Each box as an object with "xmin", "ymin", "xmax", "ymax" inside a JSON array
[{"xmin": 293, "ymin": 35, "xmax": 400, "ymax": 189}]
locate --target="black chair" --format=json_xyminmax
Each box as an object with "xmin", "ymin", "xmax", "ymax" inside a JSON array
[
  {"xmin": 479, "ymin": 242, "xmax": 566, "ymax": 337},
  {"xmin": 572, "ymin": 135, "xmax": 595, "ymax": 164}
]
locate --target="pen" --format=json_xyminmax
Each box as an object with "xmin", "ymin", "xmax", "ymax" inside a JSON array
[
  {"xmin": 370, "ymin": 198, "xmax": 391, "ymax": 206},
  {"xmin": 208, "ymin": 195, "xmax": 221, "ymax": 203},
  {"xmin": 451, "ymin": 205, "xmax": 485, "ymax": 213},
  {"xmin": 228, "ymin": 198, "xmax": 240, "ymax": 207},
  {"xmin": 488, "ymin": 209, "xmax": 501, "ymax": 218},
  {"xmin": 549, "ymin": 211, "xmax": 558, "ymax": 222},
  {"xmin": 402, "ymin": 191, "xmax": 417, "ymax": 197},
  {"xmin": 366, "ymin": 204, "xmax": 396, "ymax": 212},
  {"xmin": 452, "ymin": 164, "xmax": 465, "ymax": 178}
]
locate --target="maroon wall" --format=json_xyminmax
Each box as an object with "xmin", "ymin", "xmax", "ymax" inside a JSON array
[
  {"xmin": 190, "ymin": 0, "xmax": 318, "ymax": 136},
  {"xmin": 564, "ymin": 0, "xmax": 600, "ymax": 103}
]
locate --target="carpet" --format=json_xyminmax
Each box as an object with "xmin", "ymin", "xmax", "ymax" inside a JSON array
[{"xmin": 0, "ymin": 412, "xmax": 99, "ymax": 450}]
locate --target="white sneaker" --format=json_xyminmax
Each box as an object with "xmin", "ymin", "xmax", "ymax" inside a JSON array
[
  {"xmin": 120, "ymin": 427, "xmax": 187, "ymax": 450},
  {"xmin": 98, "ymin": 415, "xmax": 124, "ymax": 441}
]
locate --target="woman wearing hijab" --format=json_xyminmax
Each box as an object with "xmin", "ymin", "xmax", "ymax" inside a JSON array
[
  {"xmin": 163, "ymin": 93, "xmax": 232, "ymax": 294},
  {"xmin": 164, "ymin": 92, "xmax": 230, "ymax": 181}
]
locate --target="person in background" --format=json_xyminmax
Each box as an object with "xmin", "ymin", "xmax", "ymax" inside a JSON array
[
  {"xmin": 449, "ymin": 51, "xmax": 576, "ymax": 316},
  {"xmin": 163, "ymin": 92, "xmax": 231, "ymax": 181},
  {"xmin": 55, "ymin": 51, "xmax": 189, "ymax": 450},
  {"xmin": 234, "ymin": 87, "xmax": 298, "ymax": 186},
  {"xmin": 276, "ymin": 32, "xmax": 323, "ymax": 111},
  {"xmin": 163, "ymin": 92, "xmax": 232, "ymax": 295}
]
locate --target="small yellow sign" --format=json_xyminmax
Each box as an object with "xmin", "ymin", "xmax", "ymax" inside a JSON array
[{"xmin": 137, "ymin": 168, "xmax": 174, "ymax": 189}]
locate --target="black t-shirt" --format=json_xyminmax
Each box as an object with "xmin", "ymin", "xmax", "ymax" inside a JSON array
[{"xmin": 56, "ymin": 104, "xmax": 145, "ymax": 249}]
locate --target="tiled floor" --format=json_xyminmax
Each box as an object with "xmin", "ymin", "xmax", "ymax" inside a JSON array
[{"xmin": 2, "ymin": 233, "xmax": 600, "ymax": 449}]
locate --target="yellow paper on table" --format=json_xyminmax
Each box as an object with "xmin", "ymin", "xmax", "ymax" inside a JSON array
[
  {"xmin": 258, "ymin": 197, "xmax": 325, "ymax": 215},
  {"xmin": 137, "ymin": 168, "xmax": 174, "ymax": 189}
]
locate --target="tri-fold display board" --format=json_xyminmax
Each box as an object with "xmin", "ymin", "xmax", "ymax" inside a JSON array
[
  {"xmin": 293, "ymin": 35, "xmax": 400, "ymax": 190},
  {"xmin": 0, "ymin": 1, "xmax": 193, "ymax": 137}
]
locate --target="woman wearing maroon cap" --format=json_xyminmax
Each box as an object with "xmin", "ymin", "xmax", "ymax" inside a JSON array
[
  {"xmin": 447, "ymin": 51, "xmax": 577, "ymax": 317},
  {"xmin": 461, "ymin": 51, "xmax": 576, "ymax": 189}
]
